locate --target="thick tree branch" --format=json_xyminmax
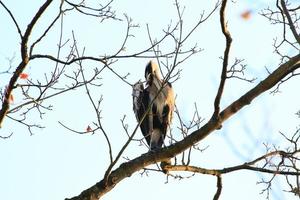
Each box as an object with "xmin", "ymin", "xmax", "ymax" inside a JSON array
[
  {"xmin": 220, "ymin": 53, "xmax": 300, "ymax": 121},
  {"xmin": 21, "ymin": 0, "xmax": 53, "ymax": 60},
  {"xmin": 66, "ymin": 52, "xmax": 300, "ymax": 200}
]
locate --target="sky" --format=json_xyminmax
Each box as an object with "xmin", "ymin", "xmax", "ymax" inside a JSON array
[{"xmin": 0, "ymin": 0, "xmax": 299, "ymax": 200}]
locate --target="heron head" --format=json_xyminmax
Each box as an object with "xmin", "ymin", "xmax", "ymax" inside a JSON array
[{"xmin": 145, "ymin": 60, "xmax": 161, "ymax": 85}]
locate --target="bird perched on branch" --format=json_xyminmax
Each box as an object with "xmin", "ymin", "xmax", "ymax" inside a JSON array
[{"xmin": 132, "ymin": 60, "xmax": 175, "ymax": 151}]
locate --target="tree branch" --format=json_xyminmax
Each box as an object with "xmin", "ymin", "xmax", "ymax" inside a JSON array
[
  {"xmin": 213, "ymin": 0, "xmax": 232, "ymax": 119},
  {"xmin": 0, "ymin": 0, "xmax": 53, "ymax": 128},
  {"xmin": 164, "ymin": 157, "xmax": 300, "ymax": 177},
  {"xmin": 29, "ymin": 0, "xmax": 64, "ymax": 56},
  {"xmin": 213, "ymin": 175, "xmax": 222, "ymax": 200},
  {"xmin": 0, "ymin": 1, "xmax": 22, "ymax": 38},
  {"xmin": 220, "ymin": 53, "xmax": 300, "ymax": 122},
  {"xmin": 280, "ymin": 0, "xmax": 300, "ymax": 44},
  {"xmin": 66, "ymin": 52, "xmax": 300, "ymax": 200}
]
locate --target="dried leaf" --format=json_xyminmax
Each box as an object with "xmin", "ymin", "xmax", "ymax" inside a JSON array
[
  {"xmin": 86, "ymin": 125, "xmax": 92, "ymax": 132},
  {"xmin": 241, "ymin": 10, "xmax": 252, "ymax": 20},
  {"xmin": 19, "ymin": 73, "xmax": 29, "ymax": 79}
]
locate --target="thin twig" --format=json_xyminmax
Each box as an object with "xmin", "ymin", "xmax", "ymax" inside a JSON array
[
  {"xmin": 0, "ymin": 1, "xmax": 23, "ymax": 38},
  {"xmin": 280, "ymin": 0, "xmax": 300, "ymax": 44}
]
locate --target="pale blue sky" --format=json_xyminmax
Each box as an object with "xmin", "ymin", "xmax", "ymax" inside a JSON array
[{"xmin": 0, "ymin": 0, "xmax": 299, "ymax": 200}]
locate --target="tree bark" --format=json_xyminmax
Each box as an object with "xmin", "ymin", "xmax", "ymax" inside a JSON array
[{"xmin": 67, "ymin": 54, "xmax": 300, "ymax": 200}]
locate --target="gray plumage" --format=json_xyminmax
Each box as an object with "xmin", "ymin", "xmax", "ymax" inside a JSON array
[{"xmin": 133, "ymin": 60, "xmax": 175, "ymax": 150}]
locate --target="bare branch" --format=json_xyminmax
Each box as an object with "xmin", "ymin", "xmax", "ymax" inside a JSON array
[
  {"xmin": 0, "ymin": 1, "xmax": 22, "ymax": 38},
  {"xmin": 212, "ymin": 0, "xmax": 232, "ymax": 119},
  {"xmin": 2, "ymin": 0, "xmax": 300, "ymax": 199},
  {"xmin": 66, "ymin": 52, "xmax": 300, "ymax": 200},
  {"xmin": 59, "ymin": 121, "xmax": 99, "ymax": 135},
  {"xmin": 213, "ymin": 175, "xmax": 222, "ymax": 200},
  {"xmin": 0, "ymin": 132, "xmax": 13, "ymax": 139},
  {"xmin": 29, "ymin": 0, "xmax": 65, "ymax": 56},
  {"xmin": 220, "ymin": 54, "xmax": 300, "ymax": 122},
  {"xmin": 0, "ymin": 0, "xmax": 54, "ymax": 128},
  {"xmin": 164, "ymin": 145, "xmax": 300, "ymax": 177},
  {"xmin": 181, "ymin": 1, "xmax": 221, "ymax": 44},
  {"xmin": 64, "ymin": 0, "xmax": 120, "ymax": 21},
  {"xmin": 226, "ymin": 58, "xmax": 256, "ymax": 83},
  {"xmin": 280, "ymin": 0, "xmax": 300, "ymax": 44}
]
